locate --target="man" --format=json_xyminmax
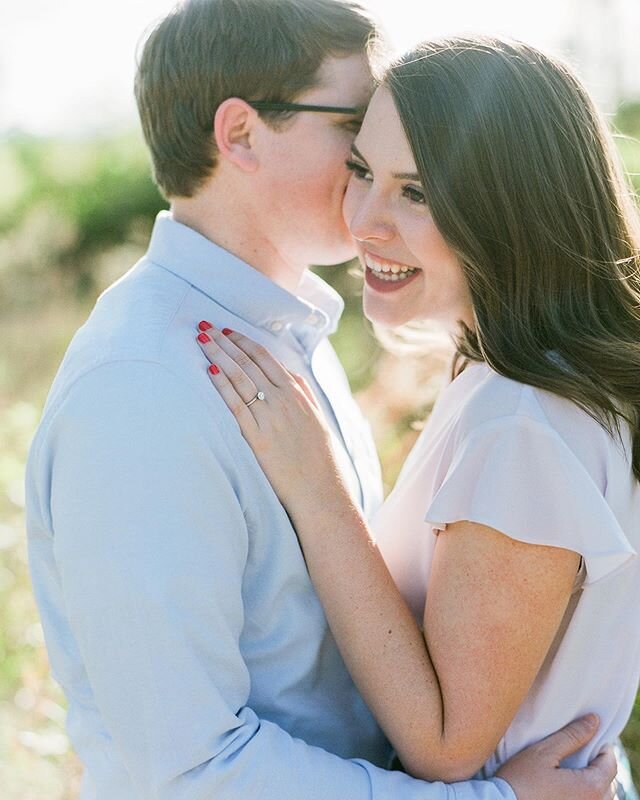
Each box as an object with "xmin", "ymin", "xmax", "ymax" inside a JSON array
[{"xmin": 25, "ymin": 1, "xmax": 621, "ymax": 798}]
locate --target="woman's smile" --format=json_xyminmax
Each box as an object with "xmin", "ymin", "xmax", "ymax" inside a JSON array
[{"xmin": 363, "ymin": 250, "xmax": 422, "ymax": 293}]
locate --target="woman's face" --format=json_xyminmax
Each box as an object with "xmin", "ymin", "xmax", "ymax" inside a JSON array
[{"xmin": 343, "ymin": 86, "xmax": 473, "ymax": 331}]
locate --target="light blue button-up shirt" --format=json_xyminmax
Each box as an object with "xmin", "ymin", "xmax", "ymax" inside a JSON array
[{"xmin": 26, "ymin": 213, "xmax": 515, "ymax": 800}]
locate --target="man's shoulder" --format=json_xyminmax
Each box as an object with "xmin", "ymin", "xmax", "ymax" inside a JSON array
[
  {"xmin": 51, "ymin": 258, "xmax": 198, "ymax": 381},
  {"xmin": 35, "ymin": 258, "xmax": 232, "ymax": 448},
  {"xmin": 71, "ymin": 257, "xmax": 191, "ymax": 366}
]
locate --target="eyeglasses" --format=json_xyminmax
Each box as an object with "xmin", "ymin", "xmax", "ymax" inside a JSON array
[
  {"xmin": 247, "ymin": 101, "xmax": 365, "ymax": 115},
  {"xmin": 206, "ymin": 101, "xmax": 365, "ymax": 132}
]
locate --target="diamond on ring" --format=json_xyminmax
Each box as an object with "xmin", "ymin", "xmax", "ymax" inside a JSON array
[{"xmin": 246, "ymin": 391, "xmax": 265, "ymax": 407}]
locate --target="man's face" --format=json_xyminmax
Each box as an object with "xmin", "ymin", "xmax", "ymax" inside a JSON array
[{"xmin": 254, "ymin": 54, "xmax": 374, "ymax": 277}]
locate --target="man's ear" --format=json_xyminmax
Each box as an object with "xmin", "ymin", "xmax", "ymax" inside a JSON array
[{"xmin": 213, "ymin": 98, "xmax": 259, "ymax": 173}]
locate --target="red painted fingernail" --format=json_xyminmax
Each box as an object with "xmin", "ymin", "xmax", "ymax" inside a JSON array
[
  {"xmin": 198, "ymin": 320, "xmax": 212, "ymax": 331},
  {"xmin": 197, "ymin": 332, "xmax": 211, "ymax": 343},
  {"xmin": 222, "ymin": 328, "xmax": 233, "ymax": 336},
  {"xmin": 209, "ymin": 364, "xmax": 220, "ymax": 375}
]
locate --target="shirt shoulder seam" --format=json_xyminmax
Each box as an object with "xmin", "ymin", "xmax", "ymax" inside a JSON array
[{"xmin": 32, "ymin": 356, "xmax": 241, "ymax": 482}]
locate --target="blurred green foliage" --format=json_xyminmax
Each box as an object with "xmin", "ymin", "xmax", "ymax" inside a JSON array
[
  {"xmin": 615, "ymin": 100, "xmax": 640, "ymax": 138},
  {"xmin": 0, "ymin": 132, "xmax": 165, "ymax": 309}
]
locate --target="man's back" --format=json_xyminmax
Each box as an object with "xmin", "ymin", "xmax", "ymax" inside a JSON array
[{"xmin": 26, "ymin": 216, "xmax": 389, "ymax": 798}]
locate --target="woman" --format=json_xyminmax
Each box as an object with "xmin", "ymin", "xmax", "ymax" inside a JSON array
[{"xmin": 196, "ymin": 37, "xmax": 640, "ymax": 785}]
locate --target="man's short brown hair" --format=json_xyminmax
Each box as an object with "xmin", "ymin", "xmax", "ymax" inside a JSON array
[{"xmin": 135, "ymin": 0, "xmax": 376, "ymax": 198}]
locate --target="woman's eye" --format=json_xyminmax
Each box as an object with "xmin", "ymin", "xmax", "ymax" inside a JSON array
[
  {"xmin": 345, "ymin": 159, "xmax": 371, "ymax": 181},
  {"xmin": 402, "ymin": 184, "xmax": 426, "ymax": 205}
]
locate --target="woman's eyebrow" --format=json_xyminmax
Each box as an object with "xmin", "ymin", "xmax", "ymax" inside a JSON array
[
  {"xmin": 350, "ymin": 143, "xmax": 368, "ymax": 163},
  {"xmin": 351, "ymin": 143, "xmax": 420, "ymax": 181},
  {"xmin": 392, "ymin": 170, "xmax": 421, "ymax": 180}
]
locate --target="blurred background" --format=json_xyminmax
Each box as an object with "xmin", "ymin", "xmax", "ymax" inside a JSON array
[{"xmin": 1, "ymin": 1, "xmax": 639, "ymax": 797}]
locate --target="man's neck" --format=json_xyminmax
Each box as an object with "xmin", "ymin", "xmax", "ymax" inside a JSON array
[{"xmin": 170, "ymin": 198, "xmax": 307, "ymax": 295}]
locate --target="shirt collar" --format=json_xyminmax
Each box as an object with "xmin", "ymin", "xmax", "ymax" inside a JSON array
[{"xmin": 146, "ymin": 211, "xmax": 344, "ymax": 350}]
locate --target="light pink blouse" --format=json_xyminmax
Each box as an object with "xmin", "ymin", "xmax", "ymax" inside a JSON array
[{"xmin": 374, "ymin": 361, "xmax": 639, "ymax": 776}]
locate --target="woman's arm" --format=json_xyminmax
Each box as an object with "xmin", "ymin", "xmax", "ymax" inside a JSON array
[
  {"xmin": 196, "ymin": 326, "xmax": 580, "ymax": 782},
  {"xmin": 284, "ymin": 484, "xmax": 579, "ymax": 781}
]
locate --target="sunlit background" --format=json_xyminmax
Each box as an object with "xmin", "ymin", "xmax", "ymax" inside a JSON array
[
  {"xmin": 2, "ymin": 0, "xmax": 640, "ymax": 136},
  {"xmin": 0, "ymin": 2, "xmax": 639, "ymax": 798}
]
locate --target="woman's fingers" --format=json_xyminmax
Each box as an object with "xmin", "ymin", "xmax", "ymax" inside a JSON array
[
  {"xmin": 196, "ymin": 327, "xmax": 265, "ymax": 404},
  {"xmin": 206, "ymin": 362, "xmax": 260, "ymax": 435},
  {"xmin": 197, "ymin": 329, "xmax": 260, "ymax": 405},
  {"xmin": 290, "ymin": 372, "xmax": 320, "ymax": 411},
  {"xmin": 198, "ymin": 322, "xmax": 274, "ymax": 389},
  {"xmin": 200, "ymin": 322, "xmax": 292, "ymax": 388}
]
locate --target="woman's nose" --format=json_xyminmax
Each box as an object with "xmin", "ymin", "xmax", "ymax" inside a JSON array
[{"xmin": 347, "ymin": 190, "xmax": 395, "ymax": 243}]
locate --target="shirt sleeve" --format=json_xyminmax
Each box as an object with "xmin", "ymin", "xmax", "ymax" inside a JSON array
[
  {"xmin": 425, "ymin": 414, "xmax": 636, "ymax": 585},
  {"xmin": 38, "ymin": 360, "xmax": 515, "ymax": 800}
]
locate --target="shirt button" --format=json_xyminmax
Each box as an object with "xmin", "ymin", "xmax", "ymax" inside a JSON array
[
  {"xmin": 270, "ymin": 321, "xmax": 284, "ymax": 332},
  {"xmin": 306, "ymin": 313, "xmax": 321, "ymax": 327}
]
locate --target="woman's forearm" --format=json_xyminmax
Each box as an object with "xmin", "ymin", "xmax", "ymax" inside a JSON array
[{"xmin": 285, "ymin": 482, "xmax": 479, "ymax": 782}]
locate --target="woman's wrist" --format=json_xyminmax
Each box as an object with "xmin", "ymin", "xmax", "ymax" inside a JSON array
[{"xmin": 286, "ymin": 476, "xmax": 366, "ymax": 546}]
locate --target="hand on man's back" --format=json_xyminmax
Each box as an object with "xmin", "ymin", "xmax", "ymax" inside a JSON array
[{"xmin": 498, "ymin": 715, "xmax": 617, "ymax": 800}]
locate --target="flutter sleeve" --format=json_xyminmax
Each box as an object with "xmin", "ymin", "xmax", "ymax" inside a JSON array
[{"xmin": 425, "ymin": 414, "xmax": 636, "ymax": 585}]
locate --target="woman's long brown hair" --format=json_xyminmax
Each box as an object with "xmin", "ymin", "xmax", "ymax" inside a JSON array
[{"xmin": 384, "ymin": 36, "xmax": 640, "ymax": 480}]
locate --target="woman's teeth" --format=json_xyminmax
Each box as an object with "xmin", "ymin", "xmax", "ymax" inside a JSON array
[{"xmin": 364, "ymin": 254, "xmax": 419, "ymax": 282}]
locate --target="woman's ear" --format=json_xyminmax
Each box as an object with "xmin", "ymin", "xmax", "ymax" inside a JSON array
[{"xmin": 213, "ymin": 98, "xmax": 259, "ymax": 173}]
